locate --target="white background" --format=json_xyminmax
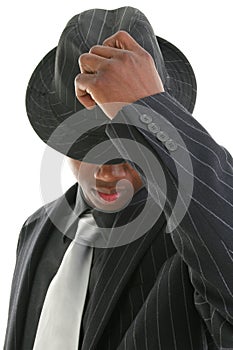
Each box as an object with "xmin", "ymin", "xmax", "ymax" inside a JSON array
[{"xmin": 1, "ymin": 0, "xmax": 233, "ymax": 347}]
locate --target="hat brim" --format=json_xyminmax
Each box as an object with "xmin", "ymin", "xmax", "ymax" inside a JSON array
[{"xmin": 26, "ymin": 36, "xmax": 197, "ymax": 161}]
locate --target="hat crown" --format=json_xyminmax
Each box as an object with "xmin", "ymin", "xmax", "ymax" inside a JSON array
[
  {"xmin": 53, "ymin": 6, "xmax": 168, "ymax": 111},
  {"xmin": 26, "ymin": 6, "xmax": 197, "ymax": 162}
]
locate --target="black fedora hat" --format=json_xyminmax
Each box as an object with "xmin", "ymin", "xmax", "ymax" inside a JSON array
[{"xmin": 26, "ymin": 6, "xmax": 197, "ymax": 164}]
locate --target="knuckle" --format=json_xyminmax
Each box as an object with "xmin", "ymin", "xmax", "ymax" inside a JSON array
[
  {"xmin": 121, "ymin": 51, "xmax": 133, "ymax": 63},
  {"xmin": 102, "ymin": 59, "xmax": 112, "ymax": 70},
  {"xmin": 89, "ymin": 45, "xmax": 100, "ymax": 53},
  {"xmin": 141, "ymin": 49, "xmax": 153, "ymax": 61},
  {"xmin": 78, "ymin": 53, "xmax": 88, "ymax": 65},
  {"xmin": 116, "ymin": 30, "xmax": 129, "ymax": 39},
  {"xmin": 94, "ymin": 76, "xmax": 103, "ymax": 89},
  {"xmin": 75, "ymin": 72, "xmax": 82, "ymax": 79},
  {"xmin": 74, "ymin": 73, "xmax": 81, "ymax": 84}
]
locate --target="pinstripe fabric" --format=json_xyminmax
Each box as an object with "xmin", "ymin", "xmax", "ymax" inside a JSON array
[
  {"xmin": 26, "ymin": 7, "xmax": 197, "ymax": 162},
  {"xmin": 4, "ymin": 91, "xmax": 233, "ymax": 349},
  {"xmin": 4, "ymin": 8, "xmax": 233, "ymax": 349},
  {"xmin": 103, "ymin": 91, "xmax": 233, "ymax": 349}
]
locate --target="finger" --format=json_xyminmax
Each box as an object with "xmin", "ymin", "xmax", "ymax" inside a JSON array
[
  {"xmin": 89, "ymin": 45, "xmax": 123, "ymax": 58},
  {"xmin": 78, "ymin": 94, "xmax": 96, "ymax": 109},
  {"xmin": 74, "ymin": 73, "xmax": 96, "ymax": 109},
  {"xmin": 79, "ymin": 53, "xmax": 106, "ymax": 73},
  {"xmin": 102, "ymin": 30, "xmax": 142, "ymax": 53}
]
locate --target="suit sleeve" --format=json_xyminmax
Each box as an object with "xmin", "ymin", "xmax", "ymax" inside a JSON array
[
  {"xmin": 104, "ymin": 91, "xmax": 233, "ymax": 348},
  {"xmin": 15, "ymin": 220, "xmax": 28, "ymax": 257}
]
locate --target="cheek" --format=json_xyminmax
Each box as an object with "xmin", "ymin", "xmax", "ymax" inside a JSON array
[
  {"xmin": 69, "ymin": 160, "xmax": 80, "ymax": 177},
  {"xmin": 130, "ymin": 169, "xmax": 143, "ymax": 186},
  {"xmin": 78, "ymin": 173, "xmax": 89, "ymax": 186},
  {"xmin": 76, "ymin": 164, "xmax": 95, "ymax": 187}
]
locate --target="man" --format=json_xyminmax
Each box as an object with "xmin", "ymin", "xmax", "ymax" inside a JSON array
[{"xmin": 4, "ymin": 6, "xmax": 233, "ymax": 350}]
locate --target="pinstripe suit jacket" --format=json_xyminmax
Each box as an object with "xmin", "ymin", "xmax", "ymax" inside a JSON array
[{"xmin": 4, "ymin": 92, "xmax": 233, "ymax": 349}]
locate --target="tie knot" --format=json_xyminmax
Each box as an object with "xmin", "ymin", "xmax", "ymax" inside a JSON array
[{"xmin": 74, "ymin": 211, "xmax": 100, "ymax": 247}]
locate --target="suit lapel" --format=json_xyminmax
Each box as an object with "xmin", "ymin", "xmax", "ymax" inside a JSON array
[
  {"xmin": 5, "ymin": 184, "xmax": 78, "ymax": 350},
  {"xmin": 5, "ymin": 214, "xmax": 53, "ymax": 350}
]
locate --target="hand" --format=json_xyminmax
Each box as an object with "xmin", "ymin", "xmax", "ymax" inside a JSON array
[{"xmin": 74, "ymin": 31, "xmax": 164, "ymax": 119}]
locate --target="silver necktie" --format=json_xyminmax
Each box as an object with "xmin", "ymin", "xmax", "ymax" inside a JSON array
[{"xmin": 33, "ymin": 211, "xmax": 99, "ymax": 350}]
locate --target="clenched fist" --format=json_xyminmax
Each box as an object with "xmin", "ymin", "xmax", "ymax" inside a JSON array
[{"xmin": 75, "ymin": 30, "xmax": 164, "ymax": 119}]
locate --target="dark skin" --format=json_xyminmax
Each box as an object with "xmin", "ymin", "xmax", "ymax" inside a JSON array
[
  {"xmin": 69, "ymin": 159, "xmax": 144, "ymax": 211},
  {"xmin": 69, "ymin": 31, "xmax": 164, "ymax": 211},
  {"xmin": 75, "ymin": 30, "xmax": 164, "ymax": 118}
]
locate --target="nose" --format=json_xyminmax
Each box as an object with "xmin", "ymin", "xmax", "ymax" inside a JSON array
[{"xmin": 94, "ymin": 164, "xmax": 127, "ymax": 182}]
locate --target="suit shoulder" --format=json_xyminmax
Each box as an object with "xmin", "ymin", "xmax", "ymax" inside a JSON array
[{"xmin": 23, "ymin": 182, "xmax": 78, "ymax": 228}]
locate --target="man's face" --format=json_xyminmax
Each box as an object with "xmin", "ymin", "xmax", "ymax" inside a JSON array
[{"xmin": 68, "ymin": 158, "xmax": 144, "ymax": 212}]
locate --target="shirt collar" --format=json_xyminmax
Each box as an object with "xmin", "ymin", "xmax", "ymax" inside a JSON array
[
  {"xmin": 75, "ymin": 185, "xmax": 94, "ymax": 216},
  {"xmin": 62, "ymin": 185, "xmax": 93, "ymax": 243}
]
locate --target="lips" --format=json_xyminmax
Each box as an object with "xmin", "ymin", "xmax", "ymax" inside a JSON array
[{"xmin": 97, "ymin": 191, "xmax": 120, "ymax": 202}]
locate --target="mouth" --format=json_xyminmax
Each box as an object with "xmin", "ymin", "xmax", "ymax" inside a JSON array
[
  {"xmin": 97, "ymin": 191, "xmax": 120, "ymax": 202},
  {"xmin": 93, "ymin": 188, "xmax": 126, "ymax": 202}
]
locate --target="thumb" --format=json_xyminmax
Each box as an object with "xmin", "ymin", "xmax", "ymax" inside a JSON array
[{"xmin": 103, "ymin": 30, "xmax": 142, "ymax": 53}]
